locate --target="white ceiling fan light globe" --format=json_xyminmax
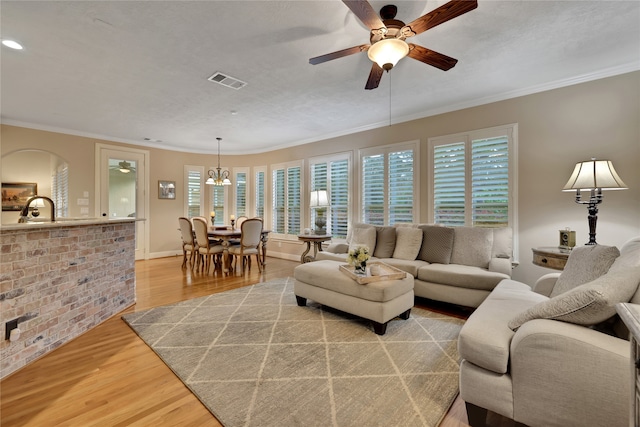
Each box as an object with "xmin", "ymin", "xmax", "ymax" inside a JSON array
[{"xmin": 367, "ymin": 38, "xmax": 409, "ymax": 71}]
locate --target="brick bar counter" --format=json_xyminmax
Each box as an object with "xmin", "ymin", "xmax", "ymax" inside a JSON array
[{"xmin": 0, "ymin": 219, "xmax": 137, "ymax": 379}]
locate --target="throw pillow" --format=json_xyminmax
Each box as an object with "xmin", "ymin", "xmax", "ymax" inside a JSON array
[
  {"xmin": 373, "ymin": 226, "xmax": 396, "ymax": 258},
  {"xmin": 608, "ymin": 236, "xmax": 640, "ymax": 274},
  {"xmin": 508, "ymin": 267, "xmax": 640, "ymax": 330},
  {"xmin": 392, "ymin": 227, "xmax": 423, "ymax": 260},
  {"xmin": 450, "ymin": 227, "xmax": 493, "ymax": 269},
  {"xmin": 348, "ymin": 226, "xmax": 376, "ymax": 254},
  {"xmin": 550, "ymin": 245, "xmax": 620, "ymax": 297},
  {"xmin": 346, "ymin": 222, "xmax": 372, "ymax": 244},
  {"xmin": 417, "ymin": 225, "xmax": 455, "ymax": 264}
]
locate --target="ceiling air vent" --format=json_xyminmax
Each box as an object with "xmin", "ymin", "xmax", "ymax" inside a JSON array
[{"xmin": 207, "ymin": 72, "xmax": 247, "ymax": 90}]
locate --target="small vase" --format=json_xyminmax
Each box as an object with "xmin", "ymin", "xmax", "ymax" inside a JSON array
[{"xmin": 354, "ymin": 262, "xmax": 367, "ymax": 275}]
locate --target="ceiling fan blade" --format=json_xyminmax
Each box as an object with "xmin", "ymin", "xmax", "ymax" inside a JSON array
[
  {"xmin": 343, "ymin": 0, "xmax": 385, "ymax": 30},
  {"xmin": 408, "ymin": 44, "xmax": 458, "ymax": 71},
  {"xmin": 309, "ymin": 44, "xmax": 369, "ymax": 65},
  {"xmin": 402, "ymin": 0, "xmax": 477, "ymax": 37},
  {"xmin": 365, "ymin": 63, "xmax": 383, "ymax": 90}
]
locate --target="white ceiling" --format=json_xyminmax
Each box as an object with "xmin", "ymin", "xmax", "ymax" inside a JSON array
[{"xmin": 1, "ymin": 1, "xmax": 639, "ymax": 155}]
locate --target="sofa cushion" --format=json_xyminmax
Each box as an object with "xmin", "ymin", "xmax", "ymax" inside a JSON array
[
  {"xmin": 509, "ymin": 267, "xmax": 640, "ymax": 330},
  {"xmin": 392, "ymin": 227, "xmax": 423, "ymax": 260},
  {"xmin": 417, "ymin": 264, "xmax": 510, "ymax": 291},
  {"xmin": 458, "ymin": 279, "xmax": 548, "ymax": 374},
  {"xmin": 451, "ymin": 227, "xmax": 493, "ymax": 268},
  {"xmin": 373, "ymin": 226, "xmax": 396, "ymax": 258},
  {"xmin": 417, "ymin": 225, "xmax": 455, "ymax": 264},
  {"xmin": 348, "ymin": 225, "xmax": 376, "ymax": 254},
  {"xmin": 380, "ymin": 258, "xmax": 429, "ymax": 277},
  {"xmin": 550, "ymin": 245, "xmax": 620, "ymax": 297}
]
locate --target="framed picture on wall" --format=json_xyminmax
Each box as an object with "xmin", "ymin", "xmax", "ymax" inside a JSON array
[
  {"xmin": 2, "ymin": 182, "xmax": 38, "ymax": 211},
  {"xmin": 158, "ymin": 180, "xmax": 176, "ymax": 199}
]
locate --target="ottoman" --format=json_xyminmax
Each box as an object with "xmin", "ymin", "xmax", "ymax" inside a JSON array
[{"xmin": 293, "ymin": 260, "xmax": 414, "ymax": 335}]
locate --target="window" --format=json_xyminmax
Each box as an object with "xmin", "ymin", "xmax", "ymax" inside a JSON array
[
  {"xmin": 428, "ymin": 124, "xmax": 517, "ymax": 229},
  {"xmin": 309, "ymin": 153, "xmax": 351, "ymax": 238},
  {"xmin": 52, "ymin": 163, "xmax": 69, "ymax": 217},
  {"xmin": 184, "ymin": 165, "xmax": 204, "ymax": 217},
  {"xmin": 211, "ymin": 185, "xmax": 226, "ymax": 226},
  {"xmin": 360, "ymin": 142, "xmax": 417, "ymax": 225},
  {"xmin": 272, "ymin": 162, "xmax": 302, "ymax": 236},
  {"xmin": 254, "ymin": 167, "xmax": 266, "ymax": 219},
  {"xmin": 234, "ymin": 168, "xmax": 249, "ymax": 217}
]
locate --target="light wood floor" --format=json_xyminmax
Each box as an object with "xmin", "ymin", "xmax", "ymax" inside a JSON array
[{"xmin": 1, "ymin": 256, "xmax": 514, "ymax": 427}]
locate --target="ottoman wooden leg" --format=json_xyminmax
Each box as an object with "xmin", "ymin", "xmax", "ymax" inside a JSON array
[
  {"xmin": 373, "ymin": 321, "xmax": 388, "ymax": 335},
  {"xmin": 399, "ymin": 308, "xmax": 411, "ymax": 320},
  {"xmin": 295, "ymin": 295, "xmax": 307, "ymax": 306}
]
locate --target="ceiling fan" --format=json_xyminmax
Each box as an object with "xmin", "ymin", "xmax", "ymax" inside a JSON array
[
  {"xmin": 309, "ymin": 0, "xmax": 478, "ymax": 90},
  {"xmin": 110, "ymin": 160, "xmax": 136, "ymax": 174}
]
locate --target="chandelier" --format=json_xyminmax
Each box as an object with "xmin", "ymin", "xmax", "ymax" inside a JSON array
[{"xmin": 205, "ymin": 137, "xmax": 231, "ymax": 186}]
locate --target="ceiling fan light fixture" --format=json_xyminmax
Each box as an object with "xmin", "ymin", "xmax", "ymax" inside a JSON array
[
  {"xmin": 367, "ymin": 38, "xmax": 409, "ymax": 71},
  {"xmin": 119, "ymin": 161, "xmax": 131, "ymax": 173}
]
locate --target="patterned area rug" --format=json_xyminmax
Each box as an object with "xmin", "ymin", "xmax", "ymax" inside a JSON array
[{"xmin": 122, "ymin": 277, "xmax": 464, "ymax": 427}]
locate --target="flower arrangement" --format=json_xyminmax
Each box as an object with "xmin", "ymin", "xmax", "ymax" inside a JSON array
[{"xmin": 347, "ymin": 245, "xmax": 370, "ymax": 274}]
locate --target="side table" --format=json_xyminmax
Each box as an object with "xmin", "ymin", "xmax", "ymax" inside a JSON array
[
  {"xmin": 532, "ymin": 246, "xmax": 571, "ymax": 270},
  {"xmin": 297, "ymin": 234, "xmax": 332, "ymax": 263}
]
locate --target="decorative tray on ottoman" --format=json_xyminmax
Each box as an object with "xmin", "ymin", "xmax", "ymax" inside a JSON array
[{"xmin": 339, "ymin": 261, "xmax": 407, "ymax": 285}]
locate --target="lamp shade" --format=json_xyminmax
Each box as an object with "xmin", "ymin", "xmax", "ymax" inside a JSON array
[
  {"xmin": 310, "ymin": 190, "xmax": 329, "ymax": 207},
  {"xmin": 562, "ymin": 159, "xmax": 627, "ymax": 191},
  {"xmin": 367, "ymin": 38, "xmax": 409, "ymax": 70}
]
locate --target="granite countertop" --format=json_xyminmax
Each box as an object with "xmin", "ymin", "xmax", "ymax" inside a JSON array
[{"xmin": 1, "ymin": 217, "xmax": 144, "ymax": 230}]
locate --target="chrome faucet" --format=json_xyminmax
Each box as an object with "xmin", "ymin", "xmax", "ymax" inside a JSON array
[{"xmin": 18, "ymin": 196, "xmax": 55, "ymax": 223}]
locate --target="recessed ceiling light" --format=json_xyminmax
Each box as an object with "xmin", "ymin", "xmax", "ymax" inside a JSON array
[{"xmin": 2, "ymin": 39, "xmax": 23, "ymax": 50}]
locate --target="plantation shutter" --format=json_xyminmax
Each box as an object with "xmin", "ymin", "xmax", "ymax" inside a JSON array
[
  {"xmin": 310, "ymin": 163, "xmax": 327, "ymax": 230},
  {"xmin": 330, "ymin": 159, "xmax": 349, "ymax": 238},
  {"xmin": 433, "ymin": 142, "xmax": 466, "ymax": 226},
  {"xmin": 362, "ymin": 154, "xmax": 385, "ymax": 225},
  {"xmin": 187, "ymin": 170, "xmax": 202, "ymax": 218},
  {"xmin": 212, "ymin": 185, "xmax": 225, "ymax": 225},
  {"xmin": 388, "ymin": 150, "xmax": 414, "ymax": 224},
  {"xmin": 235, "ymin": 172, "xmax": 247, "ymax": 217},
  {"xmin": 272, "ymin": 169, "xmax": 285, "ymax": 233},
  {"xmin": 471, "ymin": 136, "xmax": 509, "ymax": 227},
  {"xmin": 287, "ymin": 166, "xmax": 301, "ymax": 235},
  {"xmin": 52, "ymin": 164, "xmax": 69, "ymax": 218},
  {"xmin": 255, "ymin": 170, "xmax": 265, "ymax": 218}
]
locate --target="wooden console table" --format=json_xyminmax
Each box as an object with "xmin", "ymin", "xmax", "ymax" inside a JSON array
[
  {"xmin": 298, "ymin": 234, "xmax": 332, "ymax": 263},
  {"xmin": 532, "ymin": 246, "xmax": 571, "ymax": 270}
]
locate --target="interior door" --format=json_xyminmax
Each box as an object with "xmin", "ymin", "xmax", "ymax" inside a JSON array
[{"xmin": 97, "ymin": 146, "xmax": 148, "ymax": 260}]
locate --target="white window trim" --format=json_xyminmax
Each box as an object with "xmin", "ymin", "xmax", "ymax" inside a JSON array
[
  {"xmin": 358, "ymin": 140, "xmax": 420, "ymax": 225},
  {"xmin": 270, "ymin": 160, "xmax": 304, "ymax": 240},
  {"xmin": 427, "ymin": 123, "xmax": 519, "ymax": 261}
]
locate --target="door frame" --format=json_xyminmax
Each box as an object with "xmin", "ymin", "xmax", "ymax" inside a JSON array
[{"xmin": 95, "ymin": 143, "xmax": 150, "ymax": 260}]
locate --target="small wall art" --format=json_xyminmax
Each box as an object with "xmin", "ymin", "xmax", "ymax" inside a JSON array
[
  {"xmin": 2, "ymin": 182, "xmax": 38, "ymax": 211},
  {"xmin": 158, "ymin": 180, "xmax": 176, "ymax": 199}
]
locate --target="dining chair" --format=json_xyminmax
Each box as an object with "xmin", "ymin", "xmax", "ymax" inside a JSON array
[
  {"xmin": 178, "ymin": 217, "xmax": 196, "ymax": 269},
  {"xmin": 228, "ymin": 218, "xmax": 263, "ymax": 274},
  {"xmin": 192, "ymin": 217, "xmax": 224, "ymax": 274},
  {"xmin": 236, "ymin": 216, "xmax": 248, "ymax": 229}
]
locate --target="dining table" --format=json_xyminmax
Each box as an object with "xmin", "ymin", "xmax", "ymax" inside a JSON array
[{"xmin": 208, "ymin": 226, "xmax": 270, "ymax": 274}]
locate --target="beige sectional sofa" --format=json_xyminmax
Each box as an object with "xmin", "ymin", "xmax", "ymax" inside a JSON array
[
  {"xmin": 458, "ymin": 238, "xmax": 640, "ymax": 427},
  {"xmin": 315, "ymin": 223, "xmax": 513, "ymax": 308}
]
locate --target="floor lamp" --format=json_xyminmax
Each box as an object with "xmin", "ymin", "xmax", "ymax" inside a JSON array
[{"xmin": 563, "ymin": 159, "xmax": 627, "ymax": 245}]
